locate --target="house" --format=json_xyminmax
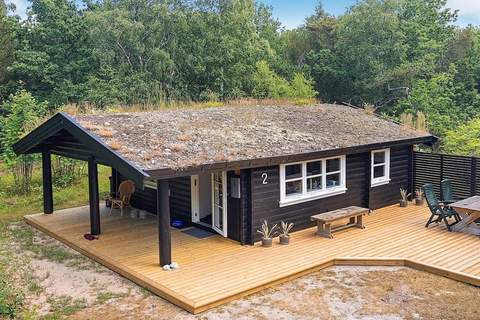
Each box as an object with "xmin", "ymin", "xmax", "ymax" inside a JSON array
[{"xmin": 13, "ymin": 104, "xmax": 435, "ymax": 267}]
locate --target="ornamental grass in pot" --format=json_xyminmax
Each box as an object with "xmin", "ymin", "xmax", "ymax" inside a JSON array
[
  {"xmin": 399, "ymin": 187, "xmax": 411, "ymax": 207},
  {"xmin": 279, "ymin": 221, "xmax": 294, "ymax": 245},
  {"xmin": 415, "ymin": 188, "xmax": 424, "ymax": 206},
  {"xmin": 257, "ymin": 220, "xmax": 278, "ymax": 247}
]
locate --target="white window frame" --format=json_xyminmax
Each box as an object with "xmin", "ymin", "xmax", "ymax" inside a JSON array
[
  {"xmin": 279, "ymin": 155, "xmax": 347, "ymax": 207},
  {"xmin": 371, "ymin": 148, "xmax": 391, "ymax": 187}
]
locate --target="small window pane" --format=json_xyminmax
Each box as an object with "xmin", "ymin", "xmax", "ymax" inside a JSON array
[
  {"xmin": 326, "ymin": 158, "xmax": 340, "ymax": 173},
  {"xmin": 285, "ymin": 164, "xmax": 302, "ymax": 180},
  {"xmin": 307, "ymin": 161, "xmax": 322, "ymax": 176},
  {"xmin": 373, "ymin": 165, "xmax": 385, "ymax": 178},
  {"xmin": 307, "ymin": 176, "xmax": 323, "ymax": 192},
  {"xmin": 374, "ymin": 152, "xmax": 385, "ymax": 164},
  {"xmin": 286, "ymin": 180, "xmax": 302, "ymax": 196},
  {"xmin": 326, "ymin": 173, "xmax": 341, "ymax": 188}
]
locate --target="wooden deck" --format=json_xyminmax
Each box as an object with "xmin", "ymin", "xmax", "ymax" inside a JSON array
[{"xmin": 25, "ymin": 204, "xmax": 480, "ymax": 314}]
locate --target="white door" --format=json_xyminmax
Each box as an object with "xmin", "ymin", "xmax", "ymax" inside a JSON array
[{"xmin": 211, "ymin": 171, "xmax": 228, "ymax": 237}]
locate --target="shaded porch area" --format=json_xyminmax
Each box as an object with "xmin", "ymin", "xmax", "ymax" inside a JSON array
[{"xmin": 25, "ymin": 204, "xmax": 480, "ymax": 314}]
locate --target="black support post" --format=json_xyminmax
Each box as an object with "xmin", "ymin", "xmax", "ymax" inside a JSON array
[
  {"xmin": 408, "ymin": 145, "xmax": 415, "ymax": 198},
  {"xmin": 42, "ymin": 150, "xmax": 53, "ymax": 214},
  {"xmin": 110, "ymin": 167, "xmax": 118, "ymax": 195},
  {"xmin": 157, "ymin": 179, "xmax": 172, "ymax": 266},
  {"xmin": 88, "ymin": 157, "xmax": 101, "ymax": 235}
]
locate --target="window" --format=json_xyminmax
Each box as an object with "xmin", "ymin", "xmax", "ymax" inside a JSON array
[
  {"xmin": 371, "ymin": 148, "xmax": 390, "ymax": 187},
  {"xmin": 280, "ymin": 155, "xmax": 347, "ymax": 206}
]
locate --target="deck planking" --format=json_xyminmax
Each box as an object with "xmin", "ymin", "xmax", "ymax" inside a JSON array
[{"xmin": 25, "ymin": 204, "xmax": 480, "ymax": 313}]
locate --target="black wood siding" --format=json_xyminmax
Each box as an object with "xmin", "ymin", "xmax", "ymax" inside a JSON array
[
  {"xmin": 131, "ymin": 186, "xmax": 157, "ymax": 214},
  {"xmin": 369, "ymin": 146, "xmax": 411, "ymax": 210},
  {"xmin": 250, "ymin": 153, "xmax": 368, "ymax": 242},
  {"xmin": 240, "ymin": 169, "xmax": 252, "ymax": 245},
  {"xmin": 116, "ymin": 176, "xmax": 191, "ymax": 222},
  {"xmin": 249, "ymin": 146, "xmax": 412, "ymax": 242},
  {"xmin": 169, "ymin": 177, "xmax": 191, "ymax": 221}
]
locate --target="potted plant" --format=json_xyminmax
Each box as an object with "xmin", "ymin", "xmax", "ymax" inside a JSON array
[
  {"xmin": 415, "ymin": 188, "xmax": 424, "ymax": 206},
  {"xmin": 399, "ymin": 187, "xmax": 411, "ymax": 207},
  {"xmin": 257, "ymin": 220, "xmax": 278, "ymax": 247},
  {"xmin": 279, "ymin": 221, "xmax": 294, "ymax": 245}
]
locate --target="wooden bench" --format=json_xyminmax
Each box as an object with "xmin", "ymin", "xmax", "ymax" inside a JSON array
[{"xmin": 311, "ymin": 206, "xmax": 369, "ymax": 239}]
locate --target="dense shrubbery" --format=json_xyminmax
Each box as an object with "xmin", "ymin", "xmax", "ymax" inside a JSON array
[
  {"xmin": 0, "ymin": 91, "xmax": 47, "ymax": 194},
  {"xmin": 1, "ymin": 0, "xmax": 480, "ymax": 158}
]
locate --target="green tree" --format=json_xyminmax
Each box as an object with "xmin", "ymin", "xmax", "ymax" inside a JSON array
[
  {"xmin": 0, "ymin": 91, "xmax": 47, "ymax": 194},
  {"xmin": 252, "ymin": 60, "xmax": 291, "ymax": 99},
  {"xmin": 443, "ymin": 118, "xmax": 480, "ymax": 156},
  {"xmin": 290, "ymin": 73, "xmax": 317, "ymax": 99},
  {"xmin": 10, "ymin": 0, "xmax": 94, "ymax": 107},
  {"xmin": 393, "ymin": 68, "xmax": 460, "ymax": 137},
  {"xmin": 0, "ymin": 1, "xmax": 18, "ymax": 103},
  {"xmin": 0, "ymin": 1, "xmax": 12, "ymax": 84}
]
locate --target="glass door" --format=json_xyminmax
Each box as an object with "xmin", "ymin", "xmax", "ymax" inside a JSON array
[{"xmin": 211, "ymin": 171, "xmax": 227, "ymax": 237}]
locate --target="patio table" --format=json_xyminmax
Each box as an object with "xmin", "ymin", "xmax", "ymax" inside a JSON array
[{"xmin": 450, "ymin": 196, "xmax": 480, "ymax": 236}]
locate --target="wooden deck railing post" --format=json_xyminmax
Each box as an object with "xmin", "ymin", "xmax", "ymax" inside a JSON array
[
  {"xmin": 88, "ymin": 157, "xmax": 101, "ymax": 235},
  {"xmin": 408, "ymin": 145, "xmax": 414, "ymax": 198},
  {"xmin": 440, "ymin": 154, "xmax": 444, "ymax": 190},
  {"xmin": 157, "ymin": 179, "xmax": 172, "ymax": 267},
  {"xmin": 42, "ymin": 149, "xmax": 53, "ymax": 214},
  {"xmin": 471, "ymin": 157, "xmax": 477, "ymax": 196}
]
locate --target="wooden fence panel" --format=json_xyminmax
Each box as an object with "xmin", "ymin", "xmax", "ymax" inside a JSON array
[{"xmin": 414, "ymin": 152, "xmax": 478, "ymax": 200}]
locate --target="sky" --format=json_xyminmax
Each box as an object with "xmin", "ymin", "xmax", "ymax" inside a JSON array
[{"xmin": 6, "ymin": 0, "xmax": 480, "ymax": 28}]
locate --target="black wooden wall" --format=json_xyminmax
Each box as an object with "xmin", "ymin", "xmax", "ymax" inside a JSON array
[
  {"xmin": 116, "ymin": 175, "xmax": 191, "ymax": 222},
  {"xmin": 169, "ymin": 177, "xmax": 192, "ymax": 221},
  {"xmin": 369, "ymin": 145, "xmax": 412, "ymax": 210},
  {"xmin": 249, "ymin": 145, "xmax": 413, "ymax": 242},
  {"xmin": 226, "ymin": 171, "xmax": 242, "ymax": 242},
  {"xmin": 115, "ymin": 172, "xmax": 245, "ymax": 242},
  {"xmin": 249, "ymin": 152, "xmax": 369, "ymax": 242}
]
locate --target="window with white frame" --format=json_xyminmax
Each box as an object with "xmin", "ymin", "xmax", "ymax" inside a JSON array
[
  {"xmin": 371, "ymin": 148, "xmax": 390, "ymax": 187},
  {"xmin": 279, "ymin": 155, "xmax": 347, "ymax": 206}
]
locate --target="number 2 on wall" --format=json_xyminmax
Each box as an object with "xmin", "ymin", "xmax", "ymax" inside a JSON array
[{"xmin": 261, "ymin": 172, "xmax": 268, "ymax": 185}]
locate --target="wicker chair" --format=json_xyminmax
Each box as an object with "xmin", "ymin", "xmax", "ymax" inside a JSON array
[{"xmin": 108, "ymin": 180, "xmax": 135, "ymax": 216}]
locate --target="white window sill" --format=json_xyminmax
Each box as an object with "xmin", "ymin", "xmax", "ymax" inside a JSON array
[
  {"xmin": 371, "ymin": 178, "xmax": 391, "ymax": 187},
  {"xmin": 279, "ymin": 187, "xmax": 347, "ymax": 207}
]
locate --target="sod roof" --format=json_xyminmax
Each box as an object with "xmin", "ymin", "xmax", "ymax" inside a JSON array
[{"xmin": 72, "ymin": 104, "xmax": 433, "ymax": 172}]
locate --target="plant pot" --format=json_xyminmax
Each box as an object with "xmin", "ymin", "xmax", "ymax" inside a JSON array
[
  {"xmin": 399, "ymin": 199, "xmax": 408, "ymax": 207},
  {"xmin": 262, "ymin": 238, "xmax": 273, "ymax": 247},
  {"xmin": 279, "ymin": 235, "xmax": 290, "ymax": 245},
  {"xmin": 415, "ymin": 198, "xmax": 424, "ymax": 206}
]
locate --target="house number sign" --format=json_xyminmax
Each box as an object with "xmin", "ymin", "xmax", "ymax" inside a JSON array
[{"xmin": 261, "ymin": 172, "xmax": 268, "ymax": 184}]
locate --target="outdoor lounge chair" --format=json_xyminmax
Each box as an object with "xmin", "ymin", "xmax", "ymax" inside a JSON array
[
  {"xmin": 440, "ymin": 179, "xmax": 457, "ymax": 204},
  {"xmin": 423, "ymin": 183, "xmax": 461, "ymax": 231},
  {"xmin": 108, "ymin": 180, "xmax": 135, "ymax": 216}
]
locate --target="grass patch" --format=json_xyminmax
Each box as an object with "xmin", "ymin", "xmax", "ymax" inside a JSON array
[
  {"xmin": 96, "ymin": 291, "xmax": 129, "ymax": 304},
  {"xmin": 0, "ymin": 163, "xmax": 110, "ymax": 317},
  {"xmin": 0, "ymin": 163, "xmax": 110, "ymax": 224},
  {"xmin": 44, "ymin": 296, "xmax": 87, "ymax": 319},
  {"xmin": 0, "ymin": 276, "xmax": 24, "ymax": 319}
]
